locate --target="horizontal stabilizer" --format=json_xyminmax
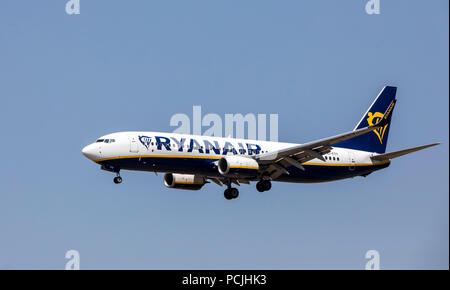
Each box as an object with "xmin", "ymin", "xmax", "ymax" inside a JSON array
[{"xmin": 371, "ymin": 143, "xmax": 441, "ymax": 161}]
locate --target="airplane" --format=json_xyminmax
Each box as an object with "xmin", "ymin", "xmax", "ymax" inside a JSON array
[{"xmin": 82, "ymin": 86, "xmax": 440, "ymax": 200}]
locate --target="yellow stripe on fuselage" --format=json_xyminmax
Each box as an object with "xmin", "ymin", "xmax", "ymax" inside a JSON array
[
  {"xmin": 302, "ymin": 160, "xmax": 390, "ymax": 167},
  {"xmin": 94, "ymin": 154, "xmax": 222, "ymax": 163}
]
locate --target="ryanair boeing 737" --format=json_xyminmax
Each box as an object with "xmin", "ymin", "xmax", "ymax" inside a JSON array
[{"xmin": 82, "ymin": 86, "xmax": 440, "ymax": 200}]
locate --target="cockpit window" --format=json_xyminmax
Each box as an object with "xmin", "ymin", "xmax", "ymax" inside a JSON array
[{"xmin": 96, "ymin": 138, "xmax": 115, "ymax": 143}]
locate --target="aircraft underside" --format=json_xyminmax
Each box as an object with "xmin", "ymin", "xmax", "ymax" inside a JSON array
[{"xmin": 96, "ymin": 156, "xmax": 390, "ymax": 188}]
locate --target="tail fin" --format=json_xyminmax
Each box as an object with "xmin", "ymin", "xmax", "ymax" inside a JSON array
[{"xmin": 334, "ymin": 86, "xmax": 397, "ymax": 154}]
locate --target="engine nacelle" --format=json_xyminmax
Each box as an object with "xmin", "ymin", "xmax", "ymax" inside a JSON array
[
  {"xmin": 218, "ymin": 156, "xmax": 259, "ymax": 177},
  {"xmin": 164, "ymin": 173, "xmax": 206, "ymax": 190}
]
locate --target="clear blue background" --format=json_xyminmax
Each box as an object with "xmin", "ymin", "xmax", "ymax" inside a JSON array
[{"xmin": 0, "ymin": 0, "xmax": 448, "ymax": 269}]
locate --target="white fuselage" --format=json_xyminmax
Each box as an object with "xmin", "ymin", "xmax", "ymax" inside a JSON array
[{"xmin": 82, "ymin": 131, "xmax": 389, "ymax": 183}]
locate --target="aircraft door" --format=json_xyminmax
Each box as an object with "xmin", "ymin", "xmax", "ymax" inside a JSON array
[
  {"xmin": 129, "ymin": 136, "xmax": 139, "ymax": 153},
  {"xmin": 97, "ymin": 143, "xmax": 103, "ymax": 158},
  {"xmin": 348, "ymin": 151, "xmax": 356, "ymax": 171}
]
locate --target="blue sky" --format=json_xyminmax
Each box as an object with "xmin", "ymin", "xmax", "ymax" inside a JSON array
[{"xmin": 0, "ymin": 0, "xmax": 448, "ymax": 269}]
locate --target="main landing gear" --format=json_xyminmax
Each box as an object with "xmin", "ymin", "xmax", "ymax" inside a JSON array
[
  {"xmin": 223, "ymin": 179, "xmax": 271, "ymax": 199},
  {"xmin": 256, "ymin": 180, "xmax": 272, "ymax": 192},
  {"xmin": 224, "ymin": 187, "xmax": 239, "ymax": 200},
  {"xmin": 113, "ymin": 172, "xmax": 122, "ymax": 184}
]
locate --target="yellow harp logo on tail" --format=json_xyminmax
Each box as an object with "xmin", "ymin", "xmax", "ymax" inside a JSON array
[{"xmin": 367, "ymin": 112, "xmax": 388, "ymax": 144}]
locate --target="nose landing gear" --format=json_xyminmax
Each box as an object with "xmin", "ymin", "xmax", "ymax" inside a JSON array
[
  {"xmin": 101, "ymin": 164, "xmax": 122, "ymax": 184},
  {"xmin": 113, "ymin": 173, "xmax": 122, "ymax": 184}
]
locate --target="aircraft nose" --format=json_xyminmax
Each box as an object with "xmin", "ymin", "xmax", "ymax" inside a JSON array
[{"xmin": 82, "ymin": 144, "xmax": 98, "ymax": 160}]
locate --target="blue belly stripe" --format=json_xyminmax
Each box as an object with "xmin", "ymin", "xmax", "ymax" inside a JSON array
[{"xmin": 97, "ymin": 156, "xmax": 389, "ymax": 183}]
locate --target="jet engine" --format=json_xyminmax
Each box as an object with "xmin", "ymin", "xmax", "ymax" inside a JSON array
[
  {"xmin": 218, "ymin": 156, "xmax": 259, "ymax": 178},
  {"xmin": 163, "ymin": 173, "xmax": 206, "ymax": 190}
]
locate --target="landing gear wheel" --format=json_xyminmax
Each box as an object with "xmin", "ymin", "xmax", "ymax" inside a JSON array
[
  {"xmin": 113, "ymin": 176, "xmax": 122, "ymax": 184},
  {"xmin": 230, "ymin": 188, "xmax": 239, "ymax": 199},
  {"xmin": 224, "ymin": 189, "xmax": 233, "ymax": 200},
  {"xmin": 256, "ymin": 181, "xmax": 264, "ymax": 192},
  {"xmin": 263, "ymin": 180, "xmax": 272, "ymax": 191},
  {"xmin": 256, "ymin": 180, "xmax": 271, "ymax": 192}
]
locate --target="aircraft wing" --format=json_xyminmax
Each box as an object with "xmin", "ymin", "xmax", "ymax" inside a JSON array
[{"xmin": 254, "ymin": 101, "xmax": 394, "ymax": 179}]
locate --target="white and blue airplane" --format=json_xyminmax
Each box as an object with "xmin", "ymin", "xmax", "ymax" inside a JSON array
[{"xmin": 82, "ymin": 86, "xmax": 439, "ymax": 200}]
